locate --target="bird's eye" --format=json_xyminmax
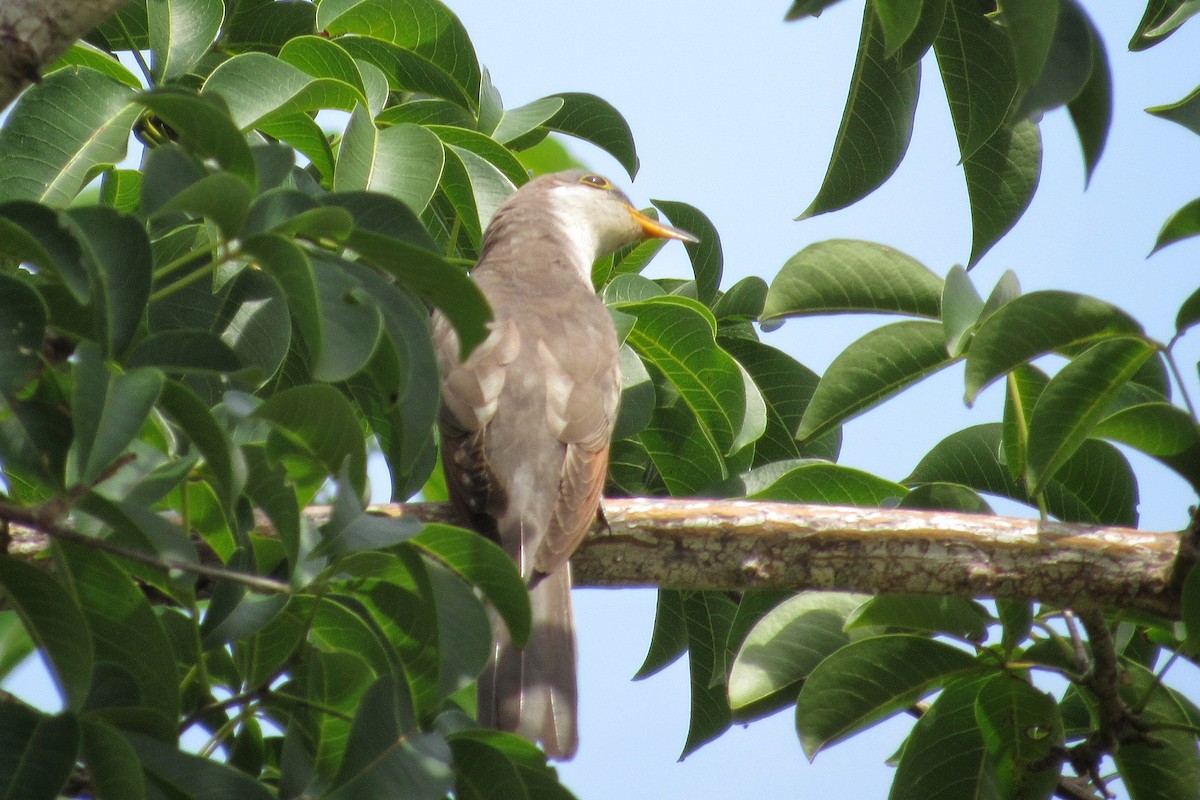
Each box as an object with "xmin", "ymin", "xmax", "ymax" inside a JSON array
[{"xmin": 578, "ymin": 174, "xmax": 611, "ymax": 190}]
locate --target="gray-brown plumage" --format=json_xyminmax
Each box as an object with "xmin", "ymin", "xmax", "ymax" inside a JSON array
[{"xmin": 432, "ymin": 170, "xmax": 695, "ymax": 759}]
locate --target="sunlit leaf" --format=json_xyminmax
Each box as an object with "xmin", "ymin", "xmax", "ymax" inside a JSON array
[{"xmin": 800, "ymin": 5, "xmax": 919, "ymax": 218}]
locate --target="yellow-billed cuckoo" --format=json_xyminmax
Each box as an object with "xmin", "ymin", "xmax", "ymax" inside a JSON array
[{"xmin": 432, "ymin": 170, "xmax": 696, "ymax": 759}]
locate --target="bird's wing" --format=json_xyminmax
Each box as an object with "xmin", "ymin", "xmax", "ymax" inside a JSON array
[
  {"xmin": 532, "ymin": 331, "xmax": 620, "ymax": 575},
  {"xmin": 433, "ymin": 313, "xmax": 521, "ymax": 534}
]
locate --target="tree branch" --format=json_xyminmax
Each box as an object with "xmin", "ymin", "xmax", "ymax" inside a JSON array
[
  {"xmin": 307, "ymin": 498, "xmax": 1191, "ymax": 617},
  {"xmin": 0, "ymin": 0, "xmax": 135, "ymax": 108},
  {"xmin": 0, "ymin": 497, "xmax": 1190, "ymax": 616}
]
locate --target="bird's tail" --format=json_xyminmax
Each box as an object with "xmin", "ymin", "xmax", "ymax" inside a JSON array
[{"xmin": 478, "ymin": 566, "xmax": 578, "ymax": 760}]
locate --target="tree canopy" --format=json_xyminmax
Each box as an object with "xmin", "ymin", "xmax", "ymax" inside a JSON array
[{"xmin": 0, "ymin": 1, "xmax": 1199, "ymax": 798}]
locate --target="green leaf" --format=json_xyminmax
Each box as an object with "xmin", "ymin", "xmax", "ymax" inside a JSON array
[
  {"xmin": 148, "ymin": 0, "xmax": 225, "ymax": 82},
  {"xmin": 134, "ymin": 90, "xmax": 258, "ymax": 187},
  {"xmin": 280, "ymin": 34, "xmax": 382, "ymax": 112},
  {"xmin": 1185, "ymin": 564, "xmax": 1200, "ymax": 655},
  {"xmin": 310, "ymin": 255, "xmax": 384, "ymax": 382},
  {"xmin": 964, "ymin": 290, "xmax": 1143, "ymax": 403},
  {"xmin": 1095, "ymin": 401, "xmax": 1200, "ymax": 456},
  {"xmin": 728, "ymin": 592, "xmax": 865, "ymax": 719},
  {"xmin": 411, "ymin": 524, "xmax": 531, "ymax": 648},
  {"xmin": 443, "ymin": 144, "xmax": 518, "ymax": 235},
  {"xmin": 69, "ymin": 343, "xmax": 165, "ymax": 488},
  {"xmin": 898, "ymin": 482, "xmax": 993, "ymax": 513},
  {"xmin": 1149, "ymin": 83, "xmax": 1200, "ymax": 137},
  {"xmin": 128, "ymin": 731, "xmax": 274, "ymax": 800},
  {"xmin": 1026, "ymin": 337, "xmax": 1156, "ymax": 493},
  {"xmin": 680, "ymin": 592, "xmax": 735, "ymax": 758},
  {"xmin": 99, "ymin": 168, "xmax": 143, "ymax": 212},
  {"xmin": 425, "ymin": 125, "xmax": 527, "ymax": 187},
  {"xmin": 0, "ymin": 202, "xmax": 89, "ymax": 302},
  {"xmin": 63, "ymin": 206, "xmax": 153, "ymax": 357},
  {"xmin": 1012, "ymin": 0, "xmax": 1093, "ymax": 120},
  {"xmin": 492, "ymin": 96, "xmax": 564, "ymax": 144},
  {"xmin": 80, "ymin": 718, "xmax": 146, "ymax": 800},
  {"xmin": 941, "ymin": 264, "xmax": 984, "ymax": 356},
  {"xmin": 762, "ymin": 239, "xmax": 942, "ymax": 322},
  {"xmin": 896, "ymin": 0, "xmax": 947, "ymax": 66},
  {"xmin": 448, "ymin": 737, "xmax": 530, "ymax": 800},
  {"xmin": 1152, "ymin": 197, "xmax": 1200, "ymax": 253},
  {"xmin": 722, "ymin": 337, "xmax": 840, "ymax": 463},
  {"xmin": 0, "ymin": 558, "xmax": 93, "ymax": 710},
  {"xmin": 713, "ymin": 276, "xmax": 768, "ymax": 323},
  {"xmin": 845, "ymin": 595, "xmax": 991, "ymax": 641},
  {"xmin": 340, "ymin": 264, "xmax": 440, "ymax": 498},
  {"xmin": 55, "ymin": 544, "xmax": 180, "ymax": 739},
  {"xmin": 217, "ymin": 268, "xmax": 293, "ymax": 385},
  {"xmin": 155, "ymin": 172, "xmax": 253, "ymax": 239},
  {"xmin": 615, "ymin": 296, "xmax": 745, "ymax": 456},
  {"xmin": 962, "ymin": 119, "xmax": 1042, "ymax": 267},
  {"xmin": 638, "ymin": 389, "xmax": 728, "ymax": 496},
  {"xmin": 543, "ymin": 93, "xmax": 640, "ymax": 179},
  {"xmin": 1130, "ymin": 0, "xmax": 1200, "ymax": 50},
  {"xmin": 907, "ymin": 423, "xmax": 1139, "ymax": 525},
  {"xmin": 795, "ymin": 635, "xmax": 980, "ymax": 759},
  {"xmin": 157, "ymin": 378, "xmax": 245, "ymax": 506},
  {"xmin": 0, "ymin": 68, "xmax": 138, "ymax": 207},
  {"xmin": 1066, "ymin": 7, "xmax": 1112, "ymax": 184},
  {"xmin": 327, "ymin": 193, "xmax": 490, "ymax": 356},
  {"xmin": 800, "ymin": 5, "xmax": 919, "ymax": 218},
  {"xmin": 740, "ymin": 461, "xmax": 908, "ymax": 506},
  {"xmin": 889, "ymin": 676, "xmax": 999, "ymax": 800},
  {"xmin": 612, "ymin": 344, "xmax": 655, "ymax": 441},
  {"xmin": 127, "ymin": 329, "xmax": 243, "ymax": 375},
  {"xmin": 934, "ymin": 0, "xmax": 1019, "ymax": 160},
  {"xmin": 1114, "ymin": 664, "xmax": 1200, "ymax": 800},
  {"xmin": 254, "ymin": 383, "xmax": 368, "ymax": 495},
  {"xmin": 258, "ymin": 113, "xmax": 337, "ymax": 183},
  {"xmin": 335, "ymin": 107, "xmax": 445, "ymax": 214},
  {"xmin": 328, "ymin": 675, "xmax": 454, "ymax": 800},
  {"xmin": 651, "ymin": 200, "xmax": 722, "ymax": 306},
  {"xmin": 201, "ymin": 51, "xmax": 364, "ymax": 130},
  {"xmin": 0, "ymin": 707, "xmax": 79, "ymax": 800},
  {"xmin": 336, "ymin": 35, "xmax": 473, "ymax": 109},
  {"xmin": 224, "ymin": 0, "xmax": 317, "ymax": 52},
  {"xmin": 634, "ymin": 590, "xmax": 688, "ymax": 680},
  {"xmin": 0, "ymin": 275, "xmax": 47, "ymax": 398},
  {"xmin": 871, "ymin": 0, "xmax": 923, "ymax": 56},
  {"xmin": 798, "ymin": 320, "xmax": 957, "ymax": 441},
  {"xmin": 1000, "ymin": 0, "xmax": 1060, "ymax": 88},
  {"xmin": 1001, "ymin": 364, "xmax": 1047, "ymax": 482},
  {"xmin": 973, "ymin": 673, "xmax": 1062, "ymax": 799},
  {"xmin": 45, "ymin": 43, "xmax": 141, "ymax": 89},
  {"xmin": 0, "ymin": 396, "xmax": 72, "ymax": 493},
  {"xmin": 317, "ymin": 0, "xmax": 482, "ymax": 106},
  {"xmin": 313, "ymin": 475, "xmax": 422, "ymax": 558}
]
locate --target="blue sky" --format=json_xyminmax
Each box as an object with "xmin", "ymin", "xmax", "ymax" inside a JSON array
[{"xmin": 444, "ymin": 2, "xmax": 1200, "ymax": 797}]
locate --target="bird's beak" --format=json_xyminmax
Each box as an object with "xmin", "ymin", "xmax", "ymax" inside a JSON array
[{"xmin": 627, "ymin": 206, "xmax": 700, "ymax": 243}]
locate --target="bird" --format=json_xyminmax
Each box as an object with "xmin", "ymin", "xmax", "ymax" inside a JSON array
[{"xmin": 431, "ymin": 170, "xmax": 696, "ymax": 759}]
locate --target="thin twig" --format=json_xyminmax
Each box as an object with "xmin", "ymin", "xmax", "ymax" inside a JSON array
[{"xmin": 0, "ymin": 500, "xmax": 290, "ymax": 595}]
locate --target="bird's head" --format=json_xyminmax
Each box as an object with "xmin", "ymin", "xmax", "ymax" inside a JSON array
[{"xmin": 479, "ymin": 170, "xmax": 697, "ymax": 284}]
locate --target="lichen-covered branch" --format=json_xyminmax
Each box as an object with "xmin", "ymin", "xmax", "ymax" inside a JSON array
[
  {"xmin": 0, "ymin": 0, "xmax": 134, "ymax": 108},
  {"xmin": 0, "ymin": 497, "xmax": 1190, "ymax": 616},
  {"xmin": 316, "ymin": 498, "xmax": 1190, "ymax": 618}
]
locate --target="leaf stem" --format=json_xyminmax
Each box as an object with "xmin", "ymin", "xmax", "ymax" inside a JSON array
[
  {"xmin": 0, "ymin": 500, "xmax": 290, "ymax": 595},
  {"xmin": 1162, "ymin": 343, "xmax": 1199, "ymax": 424},
  {"xmin": 115, "ymin": 16, "xmax": 154, "ymax": 87}
]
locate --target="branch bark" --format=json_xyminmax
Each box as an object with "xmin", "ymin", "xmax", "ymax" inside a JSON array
[
  {"xmin": 1, "ymin": 497, "xmax": 1192, "ymax": 617},
  {"xmin": 0, "ymin": 0, "xmax": 134, "ymax": 109},
  {"xmin": 305, "ymin": 498, "xmax": 1192, "ymax": 617}
]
